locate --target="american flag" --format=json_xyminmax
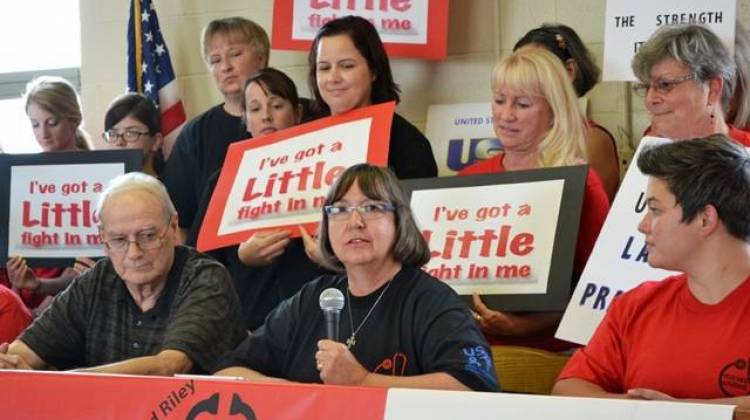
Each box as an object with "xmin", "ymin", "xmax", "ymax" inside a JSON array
[{"xmin": 127, "ymin": 0, "xmax": 186, "ymax": 158}]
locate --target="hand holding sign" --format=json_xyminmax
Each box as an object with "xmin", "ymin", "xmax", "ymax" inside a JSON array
[
  {"xmin": 237, "ymin": 231, "xmax": 292, "ymax": 267},
  {"xmin": 197, "ymin": 102, "xmax": 393, "ymax": 252},
  {"xmin": 6, "ymin": 257, "xmax": 39, "ymax": 292},
  {"xmin": 299, "ymin": 226, "xmax": 324, "ymax": 267}
]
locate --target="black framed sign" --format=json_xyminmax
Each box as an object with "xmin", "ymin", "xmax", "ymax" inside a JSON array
[
  {"xmin": 401, "ymin": 165, "xmax": 587, "ymax": 311},
  {"xmin": 0, "ymin": 150, "xmax": 142, "ymax": 267}
]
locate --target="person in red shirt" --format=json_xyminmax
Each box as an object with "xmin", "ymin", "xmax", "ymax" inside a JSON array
[
  {"xmin": 632, "ymin": 25, "xmax": 750, "ymax": 147},
  {"xmin": 554, "ymin": 135, "xmax": 750, "ymax": 409},
  {"xmin": 0, "ymin": 284, "xmax": 31, "ymax": 344},
  {"xmin": 459, "ymin": 48, "xmax": 610, "ymax": 351}
]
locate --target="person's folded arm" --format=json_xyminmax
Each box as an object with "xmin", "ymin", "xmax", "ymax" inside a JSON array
[
  {"xmin": 360, "ymin": 372, "xmax": 468, "ymax": 390},
  {"xmin": 74, "ymin": 349, "xmax": 192, "ymax": 376},
  {"xmin": 553, "ymin": 377, "xmax": 627, "ymax": 399},
  {"xmin": 214, "ymin": 366, "xmax": 293, "ymax": 383},
  {"xmin": 626, "ymin": 388, "xmax": 750, "ymax": 409},
  {"xmin": 0, "ymin": 341, "xmax": 47, "ymax": 370}
]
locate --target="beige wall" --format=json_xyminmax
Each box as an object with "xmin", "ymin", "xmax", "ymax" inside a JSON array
[{"xmin": 79, "ymin": 0, "xmax": 750, "ymax": 170}]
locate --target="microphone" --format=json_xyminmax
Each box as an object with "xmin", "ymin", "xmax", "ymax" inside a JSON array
[{"xmin": 319, "ymin": 288, "xmax": 345, "ymax": 341}]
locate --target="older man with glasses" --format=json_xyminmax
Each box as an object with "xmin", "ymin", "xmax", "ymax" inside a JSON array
[{"xmin": 0, "ymin": 172, "xmax": 246, "ymax": 375}]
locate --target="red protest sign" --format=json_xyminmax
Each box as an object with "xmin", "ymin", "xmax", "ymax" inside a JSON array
[
  {"xmin": 271, "ymin": 0, "xmax": 449, "ymax": 60},
  {"xmin": 196, "ymin": 102, "xmax": 395, "ymax": 252}
]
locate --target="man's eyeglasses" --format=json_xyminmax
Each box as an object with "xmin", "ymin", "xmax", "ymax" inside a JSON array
[
  {"xmin": 102, "ymin": 129, "xmax": 150, "ymax": 144},
  {"xmin": 102, "ymin": 221, "xmax": 171, "ymax": 253},
  {"xmin": 324, "ymin": 202, "xmax": 395, "ymax": 221},
  {"xmin": 632, "ymin": 74, "xmax": 694, "ymax": 97}
]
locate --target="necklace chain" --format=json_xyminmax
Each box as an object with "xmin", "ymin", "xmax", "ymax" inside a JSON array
[{"xmin": 345, "ymin": 279, "xmax": 393, "ymax": 349}]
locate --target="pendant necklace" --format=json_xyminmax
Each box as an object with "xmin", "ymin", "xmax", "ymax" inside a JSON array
[{"xmin": 345, "ymin": 279, "xmax": 393, "ymax": 349}]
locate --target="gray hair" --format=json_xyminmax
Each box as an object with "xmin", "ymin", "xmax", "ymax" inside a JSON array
[
  {"xmin": 731, "ymin": 21, "xmax": 750, "ymax": 129},
  {"xmin": 632, "ymin": 24, "xmax": 736, "ymax": 112},
  {"xmin": 97, "ymin": 172, "xmax": 176, "ymax": 225}
]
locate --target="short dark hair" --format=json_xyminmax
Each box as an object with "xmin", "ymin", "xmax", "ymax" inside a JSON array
[
  {"xmin": 307, "ymin": 15, "xmax": 400, "ymax": 113},
  {"xmin": 318, "ymin": 164, "xmax": 430, "ymax": 272},
  {"xmin": 241, "ymin": 67, "xmax": 300, "ymax": 126},
  {"xmin": 514, "ymin": 23, "xmax": 600, "ymax": 97},
  {"xmin": 637, "ymin": 135, "xmax": 750, "ymax": 242},
  {"xmin": 104, "ymin": 93, "xmax": 161, "ymax": 134}
]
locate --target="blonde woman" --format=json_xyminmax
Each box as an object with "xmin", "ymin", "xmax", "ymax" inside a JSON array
[
  {"xmin": 24, "ymin": 76, "xmax": 89, "ymax": 152},
  {"xmin": 460, "ymin": 48, "xmax": 610, "ymax": 351}
]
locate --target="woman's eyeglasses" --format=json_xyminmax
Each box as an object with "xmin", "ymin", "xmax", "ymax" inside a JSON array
[
  {"xmin": 102, "ymin": 129, "xmax": 150, "ymax": 143},
  {"xmin": 324, "ymin": 202, "xmax": 395, "ymax": 221},
  {"xmin": 632, "ymin": 74, "xmax": 694, "ymax": 97}
]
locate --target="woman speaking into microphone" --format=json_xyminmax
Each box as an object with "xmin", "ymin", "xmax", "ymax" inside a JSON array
[{"xmin": 214, "ymin": 164, "xmax": 498, "ymax": 392}]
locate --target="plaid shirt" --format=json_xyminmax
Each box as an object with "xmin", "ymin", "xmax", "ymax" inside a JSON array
[{"xmin": 21, "ymin": 246, "xmax": 246, "ymax": 373}]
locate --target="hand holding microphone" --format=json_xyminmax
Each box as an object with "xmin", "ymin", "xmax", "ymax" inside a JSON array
[
  {"xmin": 317, "ymin": 288, "xmax": 368, "ymax": 385},
  {"xmin": 319, "ymin": 288, "xmax": 344, "ymax": 341}
]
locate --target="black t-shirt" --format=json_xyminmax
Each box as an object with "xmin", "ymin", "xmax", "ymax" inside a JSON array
[
  {"xmin": 387, "ymin": 113, "xmax": 438, "ymax": 179},
  {"xmin": 214, "ymin": 265, "xmax": 499, "ymax": 392},
  {"xmin": 184, "ymin": 110, "xmax": 437, "ymax": 330},
  {"xmin": 161, "ymin": 104, "xmax": 249, "ymax": 229}
]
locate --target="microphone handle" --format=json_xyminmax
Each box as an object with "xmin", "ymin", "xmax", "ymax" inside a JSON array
[{"xmin": 324, "ymin": 309, "xmax": 340, "ymax": 341}]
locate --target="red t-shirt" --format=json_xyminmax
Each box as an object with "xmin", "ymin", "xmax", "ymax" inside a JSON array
[
  {"xmin": 728, "ymin": 125, "xmax": 750, "ymax": 147},
  {"xmin": 0, "ymin": 285, "xmax": 32, "ymax": 343},
  {"xmin": 642, "ymin": 124, "xmax": 750, "ymax": 147},
  {"xmin": 559, "ymin": 273, "xmax": 750, "ymax": 398},
  {"xmin": 459, "ymin": 155, "xmax": 611, "ymax": 351},
  {"xmin": 0, "ymin": 267, "xmax": 63, "ymax": 309}
]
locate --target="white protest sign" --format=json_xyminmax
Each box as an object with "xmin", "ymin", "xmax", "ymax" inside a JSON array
[
  {"xmin": 603, "ymin": 0, "xmax": 736, "ymax": 81},
  {"xmin": 8, "ymin": 163, "xmax": 124, "ymax": 258},
  {"xmin": 556, "ymin": 137, "xmax": 677, "ymax": 345},
  {"xmin": 412, "ymin": 180, "xmax": 563, "ymax": 295},
  {"xmin": 384, "ymin": 389, "xmax": 733, "ymax": 420},
  {"xmin": 424, "ymin": 102, "xmax": 500, "ymax": 176}
]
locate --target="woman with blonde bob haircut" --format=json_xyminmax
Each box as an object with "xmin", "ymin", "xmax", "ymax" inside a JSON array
[{"xmin": 460, "ymin": 47, "xmax": 610, "ymax": 352}]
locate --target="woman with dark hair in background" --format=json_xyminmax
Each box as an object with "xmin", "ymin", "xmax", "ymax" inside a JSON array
[
  {"xmin": 515, "ymin": 24, "xmax": 620, "ymax": 200},
  {"xmin": 188, "ymin": 68, "xmax": 331, "ymax": 331},
  {"xmin": 102, "ymin": 93, "xmax": 164, "ymax": 177},
  {"xmin": 307, "ymin": 15, "xmax": 437, "ymax": 180}
]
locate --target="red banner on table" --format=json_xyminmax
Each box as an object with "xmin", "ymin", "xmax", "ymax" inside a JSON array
[
  {"xmin": 271, "ymin": 0, "xmax": 449, "ymax": 60},
  {"xmin": 0, "ymin": 371, "xmax": 387, "ymax": 419},
  {"xmin": 196, "ymin": 102, "xmax": 394, "ymax": 252}
]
